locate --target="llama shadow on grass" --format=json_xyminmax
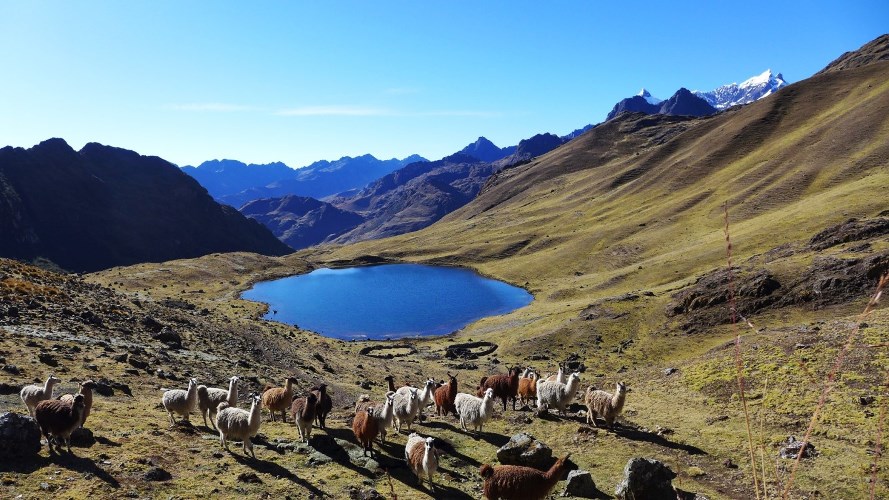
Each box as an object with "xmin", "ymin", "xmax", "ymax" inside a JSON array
[
  {"xmin": 610, "ymin": 423, "xmax": 706, "ymax": 455},
  {"xmin": 435, "ymin": 438, "xmax": 481, "ymax": 468},
  {"xmin": 473, "ymin": 430, "xmax": 510, "ymax": 448},
  {"xmin": 309, "ymin": 427, "xmax": 400, "ymax": 479},
  {"xmin": 231, "ymin": 453, "xmax": 325, "ymax": 497},
  {"xmin": 0, "ymin": 452, "xmax": 120, "ymax": 488},
  {"xmin": 382, "ymin": 462, "xmax": 474, "ymax": 500}
]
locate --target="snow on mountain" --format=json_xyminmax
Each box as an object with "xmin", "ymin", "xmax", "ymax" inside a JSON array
[
  {"xmin": 693, "ymin": 69, "xmax": 788, "ymax": 110},
  {"xmin": 637, "ymin": 88, "xmax": 663, "ymax": 105}
]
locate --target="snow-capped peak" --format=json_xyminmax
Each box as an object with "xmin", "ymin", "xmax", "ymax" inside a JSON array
[
  {"xmin": 637, "ymin": 88, "xmax": 663, "ymax": 105},
  {"xmin": 740, "ymin": 69, "xmax": 784, "ymax": 88},
  {"xmin": 692, "ymin": 70, "xmax": 789, "ymax": 110}
]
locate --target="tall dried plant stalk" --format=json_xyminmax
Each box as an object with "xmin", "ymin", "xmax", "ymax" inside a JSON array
[
  {"xmin": 871, "ymin": 369, "xmax": 888, "ymax": 500},
  {"xmin": 723, "ymin": 202, "xmax": 761, "ymax": 498},
  {"xmin": 782, "ymin": 273, "xmax": 887, "ymax": 500}
]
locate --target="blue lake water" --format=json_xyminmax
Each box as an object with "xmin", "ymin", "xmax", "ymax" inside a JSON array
[{"xmin": 242, "ymin": 264, "xmax": 533, "ymax": 340}]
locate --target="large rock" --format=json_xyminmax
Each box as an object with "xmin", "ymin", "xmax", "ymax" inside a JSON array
[
  {"xmin": 0, "ymin": 412, "xmax": 42, "ymax": 458},
  {"xmin": 496, "ymin": 433, "xmax": 553, "ymax": 469},
  {"xmin": 614, "ymin": 457, "xmax": 677, "ymax": 500},
  {"xmin": 562, "ymin": 469, "xmax": 597, "ymax": 498}
]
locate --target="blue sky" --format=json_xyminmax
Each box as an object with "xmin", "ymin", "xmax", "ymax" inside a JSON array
[{"xmin": 1, "ymin": 1, "xmax": 886, "ymax": 168}]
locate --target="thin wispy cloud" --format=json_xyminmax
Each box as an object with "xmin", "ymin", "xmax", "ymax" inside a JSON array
[
  {"xmin": 275, "ymin": 105, "xmax": 394, "ymax": 117},
  {"xmin": 417, "ymin": 110, "xmax": 503, "ymax": 118},
  {"xmin": 275, "ymin": 106, "xmax": 502, "ymax": 118},
  {"xmin": 165, "ymin": 103, "xmax": 256, "ymax": 112}
]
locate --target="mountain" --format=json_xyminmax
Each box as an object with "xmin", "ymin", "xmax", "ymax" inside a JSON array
[
  {"xmin": 816, "ymin": 33, "xmax": 889, "ymax": 74},
  {"xmin": 606, "ymin": 87, "xmax": 715, "ymax": 120},
  {"xmin": 657, "ymin": 87, "xmax": 717, "ymax": 116},
  {"xmin": 239, "ymin": 133, "xmax": 569, "ymax": 250},
  {"xmin": 693, "ymin": 69, "xmax": 788, "ymax": 109},
  {"xmin": 494, "ymin": 133, "xmax": 566, "ymax": 166},
  {"xmin": 183, "ymin": 153, "xmax": 425, "ymax": 208},
  {"xmin": 605, "ymin": 93, "xmax": 661, "ymax": 120},
  {"xmin": 457, "ymin": 137, "xmax": 513, "ymax": 162},
  {"xmin": 239, "ymin": 195, "xmax": 364, "ymax": 249},
  {"xmin": 0, "ymin": 139, "xmax": 291, "ymax": 272},
  {"xmin": 181, "ymin": 159, "xmax": 294, "ymax": 201}
]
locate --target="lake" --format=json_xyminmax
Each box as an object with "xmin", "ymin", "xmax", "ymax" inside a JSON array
[{"xmin": 242, "ymin": 264, "xmax": 533, "ymax": 340}]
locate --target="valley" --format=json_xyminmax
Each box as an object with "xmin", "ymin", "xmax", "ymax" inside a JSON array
[{"xmin": 0, "ymin": 33, "xmax": 887, "ymax": 500}]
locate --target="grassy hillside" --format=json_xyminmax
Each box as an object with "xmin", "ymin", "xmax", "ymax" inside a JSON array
[{"xmin": 1, "ymin": 54, "xmax": 887, "ymax": 499}]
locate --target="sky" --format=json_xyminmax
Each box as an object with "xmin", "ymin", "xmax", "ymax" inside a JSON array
[{"xmin": 1, "ymin": 1, "xmax": 886, "ymax": 169}]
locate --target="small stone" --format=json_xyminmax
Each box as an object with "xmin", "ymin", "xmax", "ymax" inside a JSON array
[
  {"xmin": 723, "ymin": 458, "xmax": 738, "ymax": 469},
  {"xmin": 779, "ymin": 436, "xmax": 817, "ymax": 459},
  {"xmin": 144, "ymin": 466, "xmax": 172, "ymax": 481},
  {"xmin": 663, "ymin": 367, "xmax": 678, "ymax": 376},
  {"xmin": 859, "ymin": 395, "xmax": 876, "ymax": 406},
  {"xmin": 37, "ymin": 352, "xmax": 58, "ymax": 367},
  {"xmin": 1, "ymin": 365, "xmax": 20, "ymax": 375},
  {"xmin": 237, "ymin": 472, "xmax": 262, "ymax": 484}
]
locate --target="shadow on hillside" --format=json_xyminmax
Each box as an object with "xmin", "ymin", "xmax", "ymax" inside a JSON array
[
  {"xmin": 382, "ymin": 464, "xmax": 474, "ymax": 500},
  {"xmin": 611, "ymin": 424, "xmax": 706, "ymax": 455},
  {"xmin": 474, "ymin": 431, "xmax": 510, "ymax": 448},
  {"xmin": 231, "ymin": 453, "xmax": 325, "ymax": 496},
  {"xmin": 314, "ymin": 427, "xmax": 395, "ymax": 480},
  {"xmin": 422, "ymin": 419, "xmax": 460, "ymax": 432},
  {"xmin": 0, "ymin": 452, "xmax": 120, "ymax": 488},
  {"xmin": 94, "ymin": 435, "xmax": 122, "ymax": 447},
  {"xmin": 435, "ymin": 438, "xmax": 482, "ymax": 468}
]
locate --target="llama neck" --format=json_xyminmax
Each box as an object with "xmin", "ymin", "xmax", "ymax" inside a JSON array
[
  {"xmin": 612, "ymin": 388, "xmax": 626, "ymax": 412},
  {"xmin": 423, "ymin": 445, "xmax": 436, "ymax": 469},
  {"xmin": 227, "ymin": 379, "xmax": 238, "ymax": 405},
  {"xmin": 186, "ymin": 381, "xmax": 198, "ymax": 404},
  {"xmin": 447, "ymin": 379, "xmax": 457, "ymax": 397},
  {"xmin": 379, "ymin": 400, "xmax": 394, "ymax": 420},
  {"xmin": 44, "ymin": 378, "xmax": 56, "ymax": 394},
  {"xmin": 284, "ymin": 378, "xmax": 293, "ymax": 395},
  {"xmin": 79, "ymin": 386, "xmax": 93, "ymax": 406},
  {"xmin": 481, "ymin": 395, "xmax": 495, "ymax": 418},
  {"xmin": 248, "ymin": 400, "xmax": 262, "ymax": 432},
  {"xmin": 420, "ymin": 384, "xmax": 434, "ymax": 403},
  {"xmin": 565, "ymin": 376, "xmax": 579, "ymax": 396},
  {"xmin": 543, "ymin": 459, "xmax": 566, "ymax": 486}
]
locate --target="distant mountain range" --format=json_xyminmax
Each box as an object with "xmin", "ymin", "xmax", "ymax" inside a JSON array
[
  {"xmin": 182, "ymin": 154, "xmax": 425, "ymax": 208},
  {"xmin": 693, "ymin": 69, "xmax": 787, "ymax": 109},
  {"xmin": 606, "ymin": 69, "xmax": 789, "ymax": 121},
  {"xmin": 239, "ymin": 134, "xmax": 570, "ymax": 250},
  {"xmin": 0, "ymin": 139, "xmax": 291, "ymax": 272}
]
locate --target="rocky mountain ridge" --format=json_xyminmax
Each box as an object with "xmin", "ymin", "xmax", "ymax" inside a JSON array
[{"xmin": 0, "ymin": 139, "xmax": 291, "ymax": 272}]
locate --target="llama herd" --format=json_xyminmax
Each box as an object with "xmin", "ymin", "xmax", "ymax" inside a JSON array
[{"xmin": 16, "ymin": 365, "xmax": 627, "ymax": 499}]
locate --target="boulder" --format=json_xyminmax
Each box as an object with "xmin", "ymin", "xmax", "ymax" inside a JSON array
[
  {"xmin": 0, "ymin": 412, "xmax": 42, "ymax": 458},
  {"xmin": 153, "ymin": 326, "xmax": 182, "ymax": 348},
  {"xmin": 779, "ymin": 436, "xmax": 817, "ymax": 459},
  {"xmin": 70, "ymin": 427, "xmax": 95, "ymax": 447},
  {"xmin": 562, "ymin": 469, "xmax": 597, "ymax": 498},
  {"xmin": 496, "ymin": 433, "xmax": 553, "ymax": 469},
  {"xmin": 614, "ymin": 457, "xmax": 677, "ymax": 500}
]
